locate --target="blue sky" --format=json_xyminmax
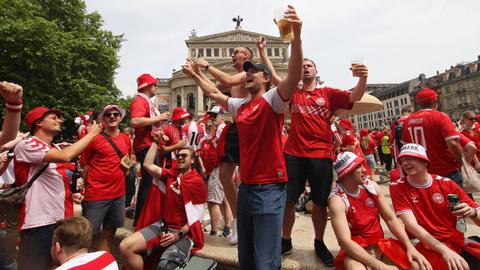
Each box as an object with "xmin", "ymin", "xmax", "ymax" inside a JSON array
[{"xmin": 85, "ymin": 0, "xmax": 480, "ymax": 97}]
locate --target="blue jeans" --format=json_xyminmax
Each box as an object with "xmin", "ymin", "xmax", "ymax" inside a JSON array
[{"xmin": 237, "ymin": 183, "xmax": 286, "ymax": 270}]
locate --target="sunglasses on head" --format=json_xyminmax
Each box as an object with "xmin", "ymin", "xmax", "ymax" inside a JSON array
[{"xmin": 105, "ymin": 112, "xmax": 120, "ymax": 118}]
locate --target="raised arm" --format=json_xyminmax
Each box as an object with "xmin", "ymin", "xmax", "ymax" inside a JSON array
[
  {"xmin": 0, "ymin": 81, "xmax": 23, "ymax": 146},
  {"xmin": 376, "ymin": 184, "xmax": 431, "ymax": 270},
  {"xmin": 256, "ymin": 36, "xmax": 282, "ymax": 86},
  {"xmin": 44, "ymin": 121, "xmax": 102, "ymax": 163},
  {"xmin": 182, "ymin": 63, "xmax": 228, "ymax": 108},
  {"xmin": 349, "ymin": 65, "xmax": 368, "ymax": 103},
  {"xmin": 194, "ymin": 58, "xmax": 245, "ymax": 87},
  {"xmin": 276, "ymin": 5, "xmax": 303, "ymax": 101},
  {"xmin": 143, "ymin": 132, "xmax": 163, "ymax": 179}
]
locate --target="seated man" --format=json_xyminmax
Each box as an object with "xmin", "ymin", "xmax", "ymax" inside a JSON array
[
  {"xmin": 328, "ymin": 152, "xmax": 430, "ymax": 270},
  {"xmin": 51, "ymin": 216, "xmax": 118, "ymax": 270},
  {"xmin": 119, "ymin": 131, "xmax": 207, "ymax": 270},
  {"xmin": 390, "ymin": 143, "xmax": 480, "ymax": 270}
]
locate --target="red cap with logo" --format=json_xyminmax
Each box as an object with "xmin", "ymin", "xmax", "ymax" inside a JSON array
[
  {"xmin": 25, "ymin": 107, "xmax": 62, "ymax": 130},
  {"xmin": 171, "ymin": 107, "xmax": 190, "ymax": 121},
  {"xmin": 334, "ymin": 151, "xmax": 364, "ymax": 179},
  {"xmin": 415, "ymin": 88, "xmax": 438, "ymax": 104},
  {"xmin": 137, "ymin": 73, "xmax": 158, "ymax": 91}
]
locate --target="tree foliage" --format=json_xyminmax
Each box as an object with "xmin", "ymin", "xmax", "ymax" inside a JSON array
[{"xmin": 0, "ymin": 0, "xmax": 125, "ymax": 139}]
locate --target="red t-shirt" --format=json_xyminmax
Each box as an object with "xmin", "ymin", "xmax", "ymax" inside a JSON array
[
  {"xmin": 81, "ymin": 133, "xmax": 132, "ymax": 201},
  {"xmin": 284, "ymin": 84, "xmax": 352, "ymax": 159},
  {"xmin": 130, "ymin": 95, "xmax": 152, "ymax": 153},
  {"xmin": 390, "ymin": 174, "xmax": 479, "ymax": 242},
  {"xmin": 362, "ymin": 137, "xmax": 376, "ymax": 155},
  {"xmin": 374, "ymin": 131, "xmax": 384, "ymax": 146},
  {"xmin": 161, "ymin": 169, "xmax": 189, "ymax": 229},
  {"xmin": 228, "ymin": 88, "xmax": 288, "ymax": 185},
  {"xmin": 329, "ymin": 180, "xmax": 383, "ymax": 244},
  {"xmin": 401, "ymin": 109, "xmax": 460, "ymax": 176},
  {"xmin": 461, "ymin": 125, "xmax": 480, "ymax": 158}
]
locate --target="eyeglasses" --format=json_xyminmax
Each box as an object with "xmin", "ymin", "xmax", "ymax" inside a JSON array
[
  {"xmin": 467, "ymin": 117, "xmax": 476, "ymax": 121},
  {"xmin": 105, "ymin": 112, "xmax": 120, "ymax": 118},
  {"xmin": 177, "ymin": 153, "xmax": 190, "ymax": 159}
]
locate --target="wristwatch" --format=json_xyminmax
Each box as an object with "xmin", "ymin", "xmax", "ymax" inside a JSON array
[{"xmin": 178, "ymin": 231, "xmax": 185, "ymax": 238}]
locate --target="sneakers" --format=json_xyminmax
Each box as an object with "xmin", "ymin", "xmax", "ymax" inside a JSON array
[
  {"xmin": 281, "ymin": 238, "xmax": 293, "ymax": 257},
  {"xmin": 314, "ymin": 239, "xmax": 334, "ymax": 267},
  {"xmin": 227, "ymin": 219, "xmax": 238, "ymax": 245}
]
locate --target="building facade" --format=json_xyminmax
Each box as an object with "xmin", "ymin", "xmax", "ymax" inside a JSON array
[
  {"xmin": 414, "ymin": 56, "xmax": 480, "ymax": 122},
  {"xmin": 154, "ymin": 25, "xmax": 290, "ymax": 116}
]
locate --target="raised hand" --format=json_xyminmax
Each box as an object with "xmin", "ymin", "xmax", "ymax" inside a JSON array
[{"xmin": 0, "ymin": 81, "xmax": 23, "ymax": 103}]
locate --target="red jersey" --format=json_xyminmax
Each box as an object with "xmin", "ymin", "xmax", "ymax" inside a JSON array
[
  {"xmin": 80, "ymin": 133, "xmax": 132, "ymax": 201},
  {"xmin": 341, "ymin": 131, "xmax": 372, "ymax": 175},
  {"xmin": 329, "ymin": 180, "xmax": 383, "ymax": 245},
  {"xmin": 284, "ymin": 84, "xmax": 352, "ymax": 159},
  {"xmin": 461, "ymin": 125, "xmax": 480, "ymax": 158},
  {"xmin": 14, "ymin": 137, "xmax": 73, "ymax": 230},
  {"xmin": 55, "ymin": 251, "xmax": 118, "ymax": 270},
  {"xmin": 374, "ymin": 131, "xmax": 384, "ymax": 146},
  {"xmin": 401, "ymin": 109, "xmax": 460, "ymax": 176},
  {"xmin": 160, "ymin": 168, "xmax": 207, "ymax": 230},
  {"xmin": 390, "ymin": 174, "xmax": 479, "ymax": 242},
  {"xmin": 361, "ymin": 136, "xmax": 376, "ymax": 155},
  {"xmin": 227, "ymin": 88, "xmax": 288, "ymax": 185},
  {"xmin": 130, "ymin": 95, "xmax": 152, "ymax": 153}
]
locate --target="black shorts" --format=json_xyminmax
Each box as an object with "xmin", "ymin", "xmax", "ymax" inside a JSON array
[
  {"xmin": 284, "ymin": 153, "xmax": 333, "ymax": 207},
  {"xmin": 82, "ymin": 196, "xmax": 125, "ymax": 234},
  {"xmin": 222, "ymin": 122, "xmax": 240, "ymax": 164}
]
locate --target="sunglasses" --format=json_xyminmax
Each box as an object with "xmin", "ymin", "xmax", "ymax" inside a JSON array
[
  {"xmin": 105, "ymin": 112, "xmax": 120, "ymax": 118},
  {"xmin": 177, "ymin": 153, "xmax": 190, "ymax": 159},
  {"xmin": 467, "ymin": 118, "xmax": 476, "ymax": 121}
]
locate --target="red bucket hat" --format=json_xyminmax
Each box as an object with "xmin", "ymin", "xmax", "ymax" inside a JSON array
[
  {"xmin": 171, "ymin": 107, "xmax": 190, "ymax": 121},
  {"xmin": 339, "ymin": 119, "xmax": 353, "ymax": 130},
  {"xmin": 137, "ymin": 73, "xmax": 158, "ymax": 91},
  {"xmin": 415, "ymin": 88, "xmax": 438, "ymax": 105},
  {"xmin": 25, "ymin": 107, "xmax": 62, "ymax": 130}
]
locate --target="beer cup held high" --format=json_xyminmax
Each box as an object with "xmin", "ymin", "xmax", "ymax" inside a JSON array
[{"xmin": 274, "ymin": 7, "xmax": 294, "ymax": 43}]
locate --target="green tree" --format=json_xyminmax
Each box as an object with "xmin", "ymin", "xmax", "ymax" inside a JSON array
[{"xmin": 0, "ymin": 0, "xmax": 124, "ymax": 139}]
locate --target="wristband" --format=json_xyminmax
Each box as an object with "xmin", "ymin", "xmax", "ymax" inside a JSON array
[{"xmin": 5, "ymin": 99, "xmax": 23, "ymax": 112}]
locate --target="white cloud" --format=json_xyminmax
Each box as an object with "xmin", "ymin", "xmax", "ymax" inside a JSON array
[{"xmin": 85, "ymin": 0, "xmax": 480, "ymax": 96}]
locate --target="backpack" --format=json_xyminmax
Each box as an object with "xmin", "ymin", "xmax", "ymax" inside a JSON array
[{"xmin": 393, "ymin": 120, "xmax": 404, "ymax": 151}]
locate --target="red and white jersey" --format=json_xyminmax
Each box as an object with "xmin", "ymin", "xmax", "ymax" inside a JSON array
[
  {"xmin": 284, "ymin": 83, "xmax": 352, "ymax": 159},
  {"xmin": 14, "ymin": 137, "xmax": 73, "ymax": 230},
  {"xmin": 228, "ymin": 87, "xmax": 288, "ymax": 185},
  {"xmin": 328, "ymin": 180, "xmax": 383, "ymax": 244},
  {"xmin": 390, "ymin": 174, "xmax": 480, "ymax": 242},
  {"xmin": 401, "ymin": 109, "xmax": 460, "ymax": 176},
  {"xmin": 55, "ymin": 251, "xmax": 118, "ymax": 270},
  {"xmin": 182, "ymin": 121, "xmax": 205, "ymax": 154}
]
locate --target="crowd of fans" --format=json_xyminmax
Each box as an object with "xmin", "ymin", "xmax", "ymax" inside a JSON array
[{"xmin": 1, "ymin": 5, "xmax": 480, "ymax": 270}]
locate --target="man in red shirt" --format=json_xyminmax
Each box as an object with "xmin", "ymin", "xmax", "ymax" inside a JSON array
[
  {"xmin": 15, "ymin": 107, "xmax": 101, "ymax": 270},
  {"xmin": 161, "ymin": 107, "xmax": 189, "ymax": 168},
  {"xmin": 460, "ymin": 110, "xmax": 480, "ymax": 160},
  {"xmin": 80, "ymin": 104, "xmax": 132, "ymax": 252},
  {"xmin": 329, "ymin": 151, "xmax": 429, "ymax": 270},
  {"xmin": 119, "ymin": 135, "xmax": 207, "ymax": 270},
  {"xmin": 130, "ymin": 73, "xmax": 169, "ymax": 225},
  {"xmin": 401, "ymin": 88, "xmax": 463, "ymax": 185},
  {"xmin": 182, "ymin": 5, "xmax": 303, "ymax": 269},
  {"xmin": 390, "ymin": 143, "xmax": 480, "ymax": 269},
  {"xmin": 279, "ymin": 62, "xmax": 367, "ymax": 264}
]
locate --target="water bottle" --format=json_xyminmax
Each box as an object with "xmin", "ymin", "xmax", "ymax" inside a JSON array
[{"xmin": 448, "ymin": 194, "xmax": 467, "ymax": 233}]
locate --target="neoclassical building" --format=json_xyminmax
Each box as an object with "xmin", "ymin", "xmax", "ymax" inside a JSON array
[{"xmin": 155, "ymin": 23, "xmax": 290, "ymax": 116}]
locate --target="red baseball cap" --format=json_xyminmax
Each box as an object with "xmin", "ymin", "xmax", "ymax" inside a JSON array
[
  {"xmin": 25, "ymin": 107, "xmax": 62, "ymax": 130},
  {"xmin": 171, "ymin": 107, "xmax": 190, "ymax": 121},
  {"xmin": 415, "ymin": 88, "xmax": 438, "ymax": 104},
  {"xmin": 360, "ymin": 128, "xmax": 369, "ymax": 137},
  {"xmin": 137, "ymin": 73, "xmax": 158, "ymax": 91}
]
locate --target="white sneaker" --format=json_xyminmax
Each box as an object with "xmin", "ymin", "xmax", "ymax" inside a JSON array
[{"xmin": 228, "ymin": 218, "xmax": 238, "ymax": 245}]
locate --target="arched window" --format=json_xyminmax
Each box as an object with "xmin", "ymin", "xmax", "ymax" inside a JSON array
[
  {"xmin": 176, "ymin": 95, "xmax": 182, "ymax": 107},
  {"xmin": 187, "ymin": 93, "xmax": 195, "ymax": 111}
]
